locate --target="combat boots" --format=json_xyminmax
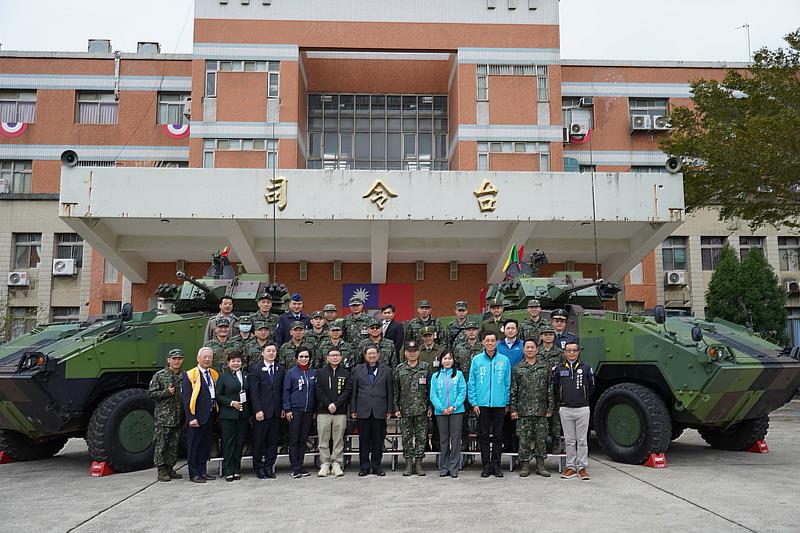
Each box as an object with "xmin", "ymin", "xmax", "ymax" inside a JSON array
[
  {"xmin": 157, "ymin": 466, "xmax": 171, "ymax": 482},
  {"xmin": 403, "ymin": 459, "xmax": 414, "ymax": 476},
  {"xmin": 166, "ymin": 466, "xmax": 183, "ymax": 479},
  {"xmin": 414, "ymin": 457, "xmax": 426, "ymax": 476},
  {"xmin": 534, "ymin": 458, "xmax": 551, "ymax": 477},
  {"xmin": 518, "ymin": 461, "xmax": 531, "ymax": 477}
]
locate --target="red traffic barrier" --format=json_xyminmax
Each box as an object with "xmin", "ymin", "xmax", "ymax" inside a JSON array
[
  {"xmin": 643, "ymin": 453, "xmax": 668, "ymax": 468},
  {"xmin": 89, "ymin": 461, "xmax": 115, "ymax": 477},
  {"xmin": 747, "ymin": 440, "xmax": 769, "ymax": 454},
  {"xmin": 0, "ymin": 451, "xmax": 15, "ymax": 464}
]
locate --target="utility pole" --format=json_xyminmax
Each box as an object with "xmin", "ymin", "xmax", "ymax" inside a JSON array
[{"xmin": 735, "ymin": 24, "xmax": 752, "ymax": 61}]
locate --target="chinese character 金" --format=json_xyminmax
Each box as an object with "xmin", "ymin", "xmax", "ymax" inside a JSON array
[
  {"xmin": 474, "ymin": 179, "xmax": 498, "ymax": 212},
  {"xmin": 265, "ymin": 176, "xmax": 288, "ymax": 211},
  {"xmin": 362, "ymin": 180, "xmax": 398, "ymax": 211}
]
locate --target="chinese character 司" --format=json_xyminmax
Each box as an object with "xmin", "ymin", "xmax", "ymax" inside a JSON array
[
  {"xmin": 265, "ymin": 176, "xmax": 288, "ymax": 211},
  {"xmin": 362, "ymin": 179, "xmax": 398, "ymax": 211},
  {"xmin": 474, "ymin": 179, "xmax": 498, "ymax": 212}
]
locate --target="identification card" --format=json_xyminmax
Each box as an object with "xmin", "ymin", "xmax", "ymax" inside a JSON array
[
  {"xmin": 239, "ymin": 391, "xmax": 247, "ymax": 403},
  {"xmin": 418, "ymin": 377, "xmax": 427, "ymax": 385},
  {"xmin": 433, "ymin": 359, "xmax": 439, "ymax": 367}
]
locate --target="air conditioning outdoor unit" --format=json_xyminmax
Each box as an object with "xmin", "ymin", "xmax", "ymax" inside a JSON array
[
  {"xmin": 786, "ymin": 280, "xmax": 800, "ymax": 295},
  {"xmin": 631, "ymin": 115, "xmax": 652, "ymax": 131},
  {"xmin": 652, "ymin": 115, "xmax": 671, "ymax": 130},
  {"xmin": 579, "ymin": 96, "xmax": 594, "ymax": 107},
  {"xmin": 8, "ymin": 271, "xmax": 30, "ymax": 286},
  {"xmin": 665, "ymin": 270, "xmax": 686, "ymax": 286},
  {"xmin": 52, "ymin": 258, "xmax": 77, "ymax": 276},
  {"xmin": 569, "ymin": 122, "xmax": 590, "ymax": 136}
]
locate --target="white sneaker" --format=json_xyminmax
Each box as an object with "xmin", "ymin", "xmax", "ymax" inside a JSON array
[
  {"xmin": 318, "ymin": 463, "xmax": 330, "ymax": 477},
  {"xmin": 331, "ymin": 462, "xmax": 344, "ymax": 477}
]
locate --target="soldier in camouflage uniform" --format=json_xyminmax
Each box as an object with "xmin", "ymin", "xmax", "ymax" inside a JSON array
[
  {"xmin": 359, "ymin": 318, "xmax": 397, "ymax": 368},
  {"xmin": 304, "ymin": 311, "xmax": 329, "ymax": 354},
  {"xmin": 453, "ymin": 321, "xmax": 482, "ymax": 448},
  {"xmin": 480, "ymin": 298, "xmax": 509, "ymax": 342},
  {"xmin": 242, "ymin": 321, "xmax": 272, "ymax": 371},
  {"xmin": 278, "ymin": 321, "xmax": 310, "ymax": 369},
  {"xmin": 315, "ymin": 321, "xmax": 355, "ymax": 370},
  {"xmin": 322, "ymin": 303, "xmax": 338, "ymax": 327},
  {"xmin": 343, "ymin": 297, "xmax": 373, "ymax": 345},
  {"xmin": 249, "ymin": 292, "xmax": 280, "ymax": 334},
  {"xmin": 148, "ymin": 349, "xmax": 185, "ymax": 482},
  {"xmin": 510, "ymin": 339, "xmax": 554, "ymax": 477},
  {"xmin": 417, "ymin": 326, "xmax": 445, "ymax": 370},
  {"xmin": 227, "ymin": 316, "xmax": 257, "ymax": 368},
  {"xmin": 446, "ymin": 300, "xmax": 470, "ymax": 350},
  {"xmin": 204, "ymin": 317, "xmax": 236, "ymax": 373},
  {"xmin": 538, "ymin": 324, "xmax": 564, "ymax": 453},
  {"xmin": 404, "ymin": 300, "xmax": 445, "ymax": 344},
  {"xmin": 393, "ymin": 340, "xmax": 432, "ymax": 476},
  {"xmin": 520, "ymin": 299, "xmax": 552, "ymax": 343}
]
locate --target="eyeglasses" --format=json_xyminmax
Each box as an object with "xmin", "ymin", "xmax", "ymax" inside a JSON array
[{"xmin": 564, "ymin": 349, "xmax": 580, "ymax": 353}]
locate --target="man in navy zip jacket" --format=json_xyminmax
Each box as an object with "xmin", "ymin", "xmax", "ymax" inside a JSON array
[{"xmin": 553, "ymin": 341, "xmax": 594, "ymax": 480}]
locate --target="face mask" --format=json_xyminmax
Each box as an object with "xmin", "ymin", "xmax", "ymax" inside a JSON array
[{"xmin": 240, "ymin": 325, "xmax": 252, "ymax": 333}]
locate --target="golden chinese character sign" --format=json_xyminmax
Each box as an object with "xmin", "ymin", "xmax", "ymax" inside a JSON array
[
  {"xmin": 362, "ymin": 179, "xmax": 398, "ymax": 211},
  {"xmin": 473, "ymin": 179, "xmax": 498, "ymax": 212},
  {"xmin": 265, "ymin": 176, "xmax": 288, "ymax": 211}
]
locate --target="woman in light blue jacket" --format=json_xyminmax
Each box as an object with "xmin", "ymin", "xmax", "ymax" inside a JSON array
[{"xmin": 429, "ymin": 351, "xmax": 466, "ymax": 478}]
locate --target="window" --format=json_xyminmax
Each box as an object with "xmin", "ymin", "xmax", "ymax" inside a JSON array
[
  {"xmin": 779, "ymin": 237, "xmax": 800, "ymax": 271},
  {"xmin": 0, "ymin": 90, "xmax": 36, "ymax": 123},
  {"xmin": 631, "ymin": 166, "xmax": 668, "ymax": 173},
  {"xmin": 476, "ymin": 64, "xmax": 548, "ymax": 102},
  {"xmin": 701, "ymin": 236, "xmax": 726, "ymax": 270},
  {"xmin": 103, "ymin": 258, "xmax": 119, "ymax": 283},
  {"xmin": 52, "ymin": 307, "xmax": 79, "ymax": 323},
  {"xmin": 157, "ymin": 92, "xmax": 190, "ymax": 125},
  {"xmin": 77, "ymin": 92, "xmax": 118, "ymax": 124},
  {"xmin": 739, "ymin": 236, "xmax": 764, "ymax": 261},
  {"xmin": 155, "ymin": 161, "xmax": 189, "ymax": 168},
  {"xmin": 477, "ymin": 65, "xmax": 488, "ymax": 101},
  {"xmin": 0, "ymin": 160, "xmax": 32, "ymax": 193},
  {"xmin": 662, "ymin": 237, "xmax": 687, "ymax": 271},
  {"xmin": 56, "ymin": 234, "xmax": 84, "ymax": 268},
  {"xmin": 629, "ymin": 98, "xmax": 669, "ymax": 118},
  {"xmin": 205, "ymin": 60, "xmax": 279, "ymax": 98},
  {"xmin": 102, "ymin": 301, "xmax": 122, "ymax": 316},
  {"xmin": 13, "ymin": 233, "xmax": 41, "ymax": 269},
  {"xmin": 476, "ymin": 141, "xmax": 550, "ymax": 170},
  {"xmin": 629, "ymin": 262, "xmax": 644, "ymax": 285},
  {"xmin": 536, "ymin": 65, "xmax": 549, "ymax": 102},
  {"xmin": 9, "ymin": 307, "xmax": 37, "ymax": 339}
]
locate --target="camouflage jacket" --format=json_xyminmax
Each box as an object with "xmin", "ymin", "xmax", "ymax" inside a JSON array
[
  {"xmin": 520, "ymin": 317, "xmax": 552, "ymax": 342},
  {"xmin": 358, "ymin": 337, "xmax": 397, "ymax": 368},
  {"xmin": 240, "ymin": 339, "xmax": 271, "ymax": 371},
  {"xmin": 453, "ymin": 340, "xmax": 483, "ymax": 380},
  {"xmin": 148, "ymin": 368, "xmax": 184, "ymax": 427},
  {"xmin": 315, "ymin": 339, "xmax": 355, "ymax": 370},
  {"xmin": 480, "ymin": 316, "xmax": 509, "ymax": 342},
  {"xmin": 393, "ymin": 361, "xmax": 432, "ymax": 416},
  {"xmin": 248, "ymin": 311, "xmax": 280, "ymax": 332},
  {"xmin": 538, "ymin": 344, "xmax": 564, "ymax": 367},
  {"xmin": 509, "ymin": 359, "xmax": 554, "ymax": 417},
  {"xmin": 204, "ymin": 338, "xmax": 237, "ymax": 374},
  {"xmin": 343, "ymin": 314, "xmax": 373, "ymax": 345},
  {"xmin": 227, "ymin": 335, "xmax": 258, "ymax": 366},
  {"xmin": 404, "ymin": 316, "xmax": 445, "ymax": 343},
  {"xmin": 278, "ymin": 340, "xmax": 310, "ymax": 369},
  {"xmin": 446, "ymin": 319, "xmax": 470, "ymax": 349},
  {"xmin": 303, "ymin": 328, "xmax": 329, "ymax": 354}
]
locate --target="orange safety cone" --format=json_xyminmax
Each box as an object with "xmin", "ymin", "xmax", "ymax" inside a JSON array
[
  {"xmin": 0, "ymin": 451, "xmax": 15, "ymax": 464},
  {"xmin": 746, "ymin": 440, "xmax": 769, "ymax": 454},
  {"xmin": 643, "ymin": 453, "xmax": 668, "ymax": 468},
  {"xmin": 89, "ymin": 461, "xmax": 115, "ymax": 477}
]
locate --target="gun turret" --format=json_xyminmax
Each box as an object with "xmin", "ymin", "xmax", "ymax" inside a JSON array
[{"xmin": 176, "ymin": 271, "xmax": 215, "ymax": 296}]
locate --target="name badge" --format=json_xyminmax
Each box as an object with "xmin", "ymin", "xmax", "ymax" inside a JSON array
[
  {"xmin": 433, "ymin": 359, "xmax": 439, "ymax": 367},
  {"xmin": 239, "ymin": 391, "xmax": 247, "ymax": 403},
  {"xmin": 418, "ymin": 377, "xmax": 427, "ymax": 385},
  {"xmin": 560, "ymin": 370, "xmax": 570, "ymax": 377}
]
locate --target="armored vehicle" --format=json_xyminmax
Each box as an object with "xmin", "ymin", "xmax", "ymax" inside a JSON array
[
  {"xmin": 454, "ymin": 253, "xmax": 800, "ymax": 464},
  {"xmin": 0, "ymin": 252, "xmax": 287, "ymax": 472}
]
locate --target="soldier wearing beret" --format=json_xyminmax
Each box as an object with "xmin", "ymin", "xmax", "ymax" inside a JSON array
[
  {"xmin": 148, "ymin": 348, "xmax": 185, "ymax": 482},
  {"xmin": 404, "ymin": 300, "xmax": 444, "ymax": 344}
]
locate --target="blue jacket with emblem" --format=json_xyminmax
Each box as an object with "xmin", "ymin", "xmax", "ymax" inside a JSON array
[
  {"xmin": 552, "ymin": 357, "xmax": 594, "ymax": 408},
  {"xmin": 429, "ymin": 368, "xmax": 467, "ymax": 415},
  {"xmin": 467, "ymin": 351, "xmax": 511, "ymax": 408},
  {"xmin": 282, "ymin": 366, "xmax": 317, "ymax": 412}
]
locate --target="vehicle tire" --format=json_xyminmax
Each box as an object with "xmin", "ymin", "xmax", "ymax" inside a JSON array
[
  {"xmin": 698, "ymin": 415, "xmax": 768, "ymax": 451},
  {"xmin": 86, "ymin": 388, "xmax": 155, "ymax": 473},
  {"xmin": 594, "ymin": 383, "xmax": 671, "ymax": 464},
  {"xmin": 0, "ymin": 429, "xmax": 68, "ymax": 461},
  {"xmin": 670, "ymin": 424, "xmax": 685, "ymax": 441}
]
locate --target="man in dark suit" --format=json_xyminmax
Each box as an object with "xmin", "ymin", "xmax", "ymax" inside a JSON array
[
  {"xmin": 249, "ymin": 342, "xmax": 285, "ymax": 479},
  {"xmin": 350, "ymin": 343, "xmax": 394, "ymax": 476},
  {"xmin": 381, "ymin": 304, "xmax": 405, "ymax": 356},
  {"xmin": 181, "ymin": 347, "xmax": 219, "ymax": 483}
]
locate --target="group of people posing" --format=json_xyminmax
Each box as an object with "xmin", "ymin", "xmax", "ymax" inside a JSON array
[{"xmin": 147, "ymin": 291, "xmax": 595, "ymax": 483}]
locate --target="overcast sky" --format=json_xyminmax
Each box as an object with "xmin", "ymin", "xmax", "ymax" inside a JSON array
[{"xmin": 0, "ymin": 0, "xmax": 797, "ymax": 61}]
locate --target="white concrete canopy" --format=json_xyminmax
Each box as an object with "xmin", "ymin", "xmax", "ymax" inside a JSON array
[{"xmin": 59, "ymin": 167, "xmax": 684, "ymax": 284}]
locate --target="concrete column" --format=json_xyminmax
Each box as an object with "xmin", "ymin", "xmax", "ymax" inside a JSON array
[
  {"xmin": 687, "ymin": 235, "xmax": 705, "ymax": 318},
  {"xmin": 78, "ymin": 243, "xmax": 93, "ymax": 321},
  {"xmin": 36, "ymin": 232, "xmax": 55, "ymax": 323}
]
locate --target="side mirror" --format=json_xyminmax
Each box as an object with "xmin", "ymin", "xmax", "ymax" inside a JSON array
[
  {"xmin": 120, "ymin": 303, "xmax": 133, "ymax": 322},
  {"xmin": 653, "ymin": 305, "xmax": 667, "ymax": 325},
  {"xmin": 691, "ymin": 326, "xmax": 704, "ymax": 343}
]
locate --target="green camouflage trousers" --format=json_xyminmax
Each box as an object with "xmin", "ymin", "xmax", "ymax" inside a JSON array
[
  {"xmin": 400, "ymin": 415, "xmax": 428, "ymax": 459},
  {"xmin": 153, "ymin": 425, "xmax": 182, "ymax": 467},
  {"xmin": 517, "ymin": 416, "xmax": 549, "ymax": 462},
  {"xmin": 548, "ymin": 412, "xmax": 562, "ymax": 443}
]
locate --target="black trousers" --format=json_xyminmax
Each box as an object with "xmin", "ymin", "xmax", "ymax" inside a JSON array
[
  {"xmin": 358, "ymin": 416, "xmax": 386, "ymax": 473},
  {"xmin": 288, "ymin": 410, "xmax": 314, "ymax": 474},
  {"xmin": 478, "ymin": 407, "xmax": 505, "ymax": 468},
  {"xmin": 187, "ymin": 415, "xmax": 215, "ymax": 478},
  {"xmin": 220, "ymin": 417, "xmax": 248, "ymax": 476},
  {"xmin": 252, "ymin": 417, "xmax": 280, "ymax": 474}
]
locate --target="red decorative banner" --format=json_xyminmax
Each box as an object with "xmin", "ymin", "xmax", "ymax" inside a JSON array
[
  {"xmin": 162, "ymin": 123, "xmax": 189, "ymax": 139},
  {"xmin": 0, "ymin": 122, "xmax": 28, "ymax": 138}
]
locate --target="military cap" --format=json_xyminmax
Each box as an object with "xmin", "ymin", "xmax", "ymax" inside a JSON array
[
  {"xmin": 465, "ymin": 321, "xmax": 480, "ymax": 329},
  {"xmin": 418, "ymin": 299, "xmax": 432, "ymax": 308},
  {"xmin": 323, "ymin": 303, "xmax": 337, "ymax": 312},
  {"xmin": 551, "ymin": 309, "xmax": 568, "ymax": 321},
  {"xmin": 238, "ymin": 316, "xmax": 251, "ymax": 324},
  {"xmin": 310, "ymin": 311, "xmax": 324, "ymax": 319},
  {"xmin": 329, "ymin": 320, "xmax": 344, "ymax": 331},
  {"xmin": 254, "ymin": 321, "xmax": 270, "ymax": 330},
  {"xmin": 257, "ymin": 292, "xmax": 272, "ymax": 301},
  {"xmin": 539, "ymin": 324, "xmax": 556, "ymax": 334},
  {"xmin": 455, "ymin": 300, "xmax": 468, "ymax": 310},
  {"xmin": 404, "ymin": 340, "xmax": 420, "ymax": 351},
  {"xmin": 420, "ymin": 325, "xmax": 436, "ymax": 336},
  {"xmin": 527, "ymin": 298, "xmax": 541, "ymax": 308},
  {"xmin": 290, "ymin": 293, "xmax": 303, "ymax": 302},
  {"xmin": 216, "ymin": 317, "xmax": 231, "ymax": 327},
  {"xmin": 349, "ymin": 296, "xmax": 363, "ymax": 306},
  {"xmin": 167, "ymin": 348, "xmax": 184, "ymax": 358},
  {"xmin": 368, "ymin": 317, "xmax": 382, "ymax": 328},
  {"xmin": 290, "ymin": 320, "xmax": 306, "ymax": 330},
  {"xmin": 487, "ymin": 297, "xmax": 503, "ymax": 307}
]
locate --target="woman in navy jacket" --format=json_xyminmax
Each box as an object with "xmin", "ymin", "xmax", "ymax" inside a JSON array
[{"xmin": 283, "ymin": 346, "xmax": 317, "ymax": 478}]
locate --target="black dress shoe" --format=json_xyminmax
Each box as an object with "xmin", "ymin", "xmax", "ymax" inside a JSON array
[
  {"xmin": 266, "ymin": 471, "xmax": 276, "ymax": 479},
  {"xmin": 492, "ymin": 466, "xmax": 503, "ymax": 478},
  {"xmin": 480, "ymin": 467, "xmax": 491, "ymax": 478},
  {"xmin": 233, "ymin": 474, "xmax": 241, "ymax": 480},
  {"xmin": 439, "ymin": 472, "xmax": 450, "ymax": 477},
  {"xmin": 257, "ymin": 472, "xmax": 268, "ymax": 480},
  {"xmin": 203, "ymin": 474, "xmax": 216, "ymax": 481},
  {"xmin": 191, "ymin": 476, "xmax": 206, "ymax": 484},
  {"xmin": 373, "ymin": 469, "xmax": 386, "ymax": 476},
  {"xmin": 358, "ymin": 470, "xmax": 369, "ymax": 477},
  {"xmin": 226, "ymin": 475, "xmax": 235, "ymax": 482}
]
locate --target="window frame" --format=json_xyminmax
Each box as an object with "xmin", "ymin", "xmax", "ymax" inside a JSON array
[
  {"xmin": 157, "ymin": 92, "xmax": 191, "ymax": 125},
  {"xmin": 778, "ymin": 237, "xmax": 800, "ymax": 271},
  {"xmin": 739, "ymin": 236, "xmax": 765, "ymax": 261},
  {"xmin": 103, "ymin": 258, "xmax": 120, "ymax": 284},
  {"xmin": 700, "ymin": 236, "xmax": 726, "ymax": 271},
  {"xmin": 55, "ymin": 233, "xmax": 84, "ymax": 268},
  {"xmin": 12, "ymin": 233, "xmax": 41, "ymax": 269},
  {"xmin": 0, "ymin": 90, "xmax": 37, "ymax": 123},
  {"xmin": 76, "ymin": 91, "xmax": 118, "ymax": 125},
  {"xmin": 205, "ymin": 60, "xmax": 280, "ymax": 99},
  {"xmin": 629, "ymin": 98, "xmax": 669, "ymax": 119},
  {"xmin": 662, "ymin": 236, "xmax": 688, "ymax": 271},
  {"xmin": 0, "ymin": 160, "xmax": 33, "ymax": 193}
]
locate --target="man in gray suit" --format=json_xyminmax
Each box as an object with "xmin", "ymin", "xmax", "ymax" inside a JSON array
[{"xmin": 350, "ymin": 343, "xmax": 394, "ymax": 476}]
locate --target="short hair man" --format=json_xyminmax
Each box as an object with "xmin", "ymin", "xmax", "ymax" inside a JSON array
[
  {"xmin": 181, "ymin": 347, "xmax": 219, "ymax": 483},
  {"xmin": 148, "ymin": 348, "xmax": 185, "ymax": 482},
  {"xmin": 554, "ymin": 341, "xmax": 594, "ymax": 480}
]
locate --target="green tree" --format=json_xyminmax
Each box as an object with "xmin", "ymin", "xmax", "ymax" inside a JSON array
[
  {"xmin": 661, "ymin": 29, "xmax": 800, "ymax": 229},
  {"xmin": 706, "ymin": 245, "xmax": 743, "ymax": 323}
]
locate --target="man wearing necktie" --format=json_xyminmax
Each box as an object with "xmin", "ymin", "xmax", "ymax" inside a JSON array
[
  {"xmin": 181, "ymin": 347, "xmax": 219, "ymax": 483},
  {"xmin": 250, "ymin": 342, "xmax": 286, "ymax": 479}
]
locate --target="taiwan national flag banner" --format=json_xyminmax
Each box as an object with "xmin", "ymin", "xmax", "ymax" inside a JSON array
[{"xmin": 342, "ymin": 283, "xmax": 415, "ymax": 321}]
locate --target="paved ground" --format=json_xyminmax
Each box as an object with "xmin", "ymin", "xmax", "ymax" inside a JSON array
[{"xmin": 1, "ymin": 401, "xmax": 798, "ymax": 532}]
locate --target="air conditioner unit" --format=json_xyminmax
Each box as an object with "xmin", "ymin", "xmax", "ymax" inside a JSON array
[
  {"xmin": 665, "ymin": 270, "xmax": 687, "ymax": 286},
  {"xmin": 652, "ymin": 115, "xmax": 671, "ymax": 130},
  {"xmin": 52, "ymin": 258, "xmax": 77, "ymax": 276},
  {"xmin": 786, "ymin": 280, "xmax": 800, "ymax": 295},
  {"xmin": 0, "ymin": 178, "xmax": 9, "ymax": 194},
  {"xmin": 8, "ymin": 271, "xmax": 29, "ymax": 287},
  {"xmin": 569, "ymin": 122, "xmax": 590, "ymax": 136},
  {"xmin": 579, "ymin": 97, "xmax": 594, "ymax": 107},
  {"xmin": 631, "ymin": 115, "xmax": 652, "ymax": 131}
]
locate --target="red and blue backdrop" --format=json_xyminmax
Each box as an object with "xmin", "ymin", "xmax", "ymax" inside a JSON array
[{"xmin": 341, "ymin": 283, "xmax": 414, "ymax": 320}]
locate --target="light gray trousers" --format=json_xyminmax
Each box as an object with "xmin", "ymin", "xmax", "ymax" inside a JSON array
[{"xmin": 559, "ymin": 406, "xmax": 590, "ymax": 469}]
